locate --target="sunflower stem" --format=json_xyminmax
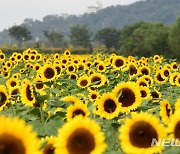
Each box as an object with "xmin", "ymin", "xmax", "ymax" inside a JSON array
[
  {"xmin": 10, "ymin": 102, "xmax": 16, "ymax": 117},
  {"xmin": 40, "ymin": 103, "xmax": 45, "ymax": 123}
]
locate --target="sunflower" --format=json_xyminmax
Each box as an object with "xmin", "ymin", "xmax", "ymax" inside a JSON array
[
  {"xmin": 168, "ymin": 110, "xmax": 180, "ymax": 139},
  {"xmin": 89, "ymin": 73, "xmax": 106, "ymax": 88},
  {"xmin": 160, "ymin": 100, "xmax": 172, "ymax": 124},
  {"xmin": 53, "ymin": 53, "xmax": 60, "ymax": 60},
  {"xmin": 0, "ymin": 52, "xmax": 5, "ymax": 62},
  {"xmin": 113, "ymin": 82, "xmax": 142, "ymax": 113},
  {"xmin": 171, "ymin": 62, "xmax": 179, "ymax": 71},
  {"xmin": 69, "ymin": 73, "xmax": 78, "ymax": 80},
  {"xmin": 119, "ymin": 112, "xmax": 166, "ymax": 154},
  {"xmin": 128, "ymin": 62, "xmax": 139, "ymax": 77},
  {"xmin": 136, "ymin": 78, "xmax": 149, "ymax": 88},
  {"xmin": 161, "ymin": 67, "xmax": 171, "ymax": 79},
  {"xmin": 33, "ymin": 63, "xmax": 41, "ymax": 71},
  {"xmin": 0, "ymin": 115, "xmax": 40, "ymax": 154},
  {"xmin": 153, "ymin": 55, "xmax": 162, "ymax": 63},
  {"xmin": 21, "ymin": 79, "xmax": 36, "ymax": 106},
  {"xmin": 66, "ymin": 64, "xmax": 76, "ymax": 74},
  {"xmin": 97, "ymin": 62, "xmax": 106, "ymax": 72},
  {"xmin": 112, "ymin": 56, "xmax": 126, "ymax": 70},
  {"xmin": 55, "ymin": 116, "xmax": 106, "ymax": 154},
  {"xmin": 169, "ymin": 72, "xmax": 179, "ymax": 85},
  {"xmin": 175, "ymin": 98, "xmax": 180, "ymax": 112},
  {"xmin": 139, "ymin": 66, "xmax": 151, "ymax": 75},
  {"xmin": 9, "ymin": 86, "xmax": 20, "ymax": 101},
  {"xmin": 6, "ymin": 77, "xmax": 19, "ymax": 88},
  {"xmin": 0, "ymin": 85, "xmax": 9, "ymax": 111},
  {"xmin": 66, "ymin": 102, "xmax": 90, "ymax": 121},
  {"xmin": 96, "ymin": 93, "xmax": 121, "ymax": 119},
  {"xmin": 139, "ymin": 86, "xmax": 151, "ymax": 100},
  {"xmin": 29, "ymin": 54, "xmax": 36, "ymax": 62},
  {"xmin": 89, "ymin": 90, "xmax": 99, "ymax": 102},
  {"xmin": 61, "ymin": 96, "xmax": 82, "ymax": 104},
  {"xmin": 150, "ymin": 89, "xmax": 162, "ymax": 102},
  {"xmin": 77, "ymin": 75, "xmax": 90, "ymax": 88},
  {"xmin": 41, "ymin": 136, "xmax": 56, "ymax": 154},
  {"xmin": 15, "ymin": 53, "xmax": 23, "ymax": 62},
  {"xmin": 41, "ymin": 64, "xmax": 57, "ymax": 82},
  {"xmin": 175, "ymin": 75, "xmax": 180, "ymax": 87},
  {"xmin": 141, "ymin": 75, "xmax": 154, "ymax": 86},
  {"xmin": 53, "ymin": 64, "xmax": 62, "ymax": 77},
  {"xmin": 64, "ymin": 50, "xmax": 71, "ymax": 56},
  {"xmin": 154, "ymin": 71, "xmax": 168, "ymax": 84}
]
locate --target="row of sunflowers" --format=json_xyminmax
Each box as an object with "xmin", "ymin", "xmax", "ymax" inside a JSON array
[{"xmin": 0, "ymin": 48, "xmax": 180, "ymax": 154}]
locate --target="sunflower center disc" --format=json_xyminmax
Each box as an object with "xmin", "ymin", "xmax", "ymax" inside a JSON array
[
  {"xmin": 67, "ymin": 128, "xmax": 95, "ymax": 154},
  {"xmin": 129, "ymin": 121, "xmax": 158, "ymax": 148}
]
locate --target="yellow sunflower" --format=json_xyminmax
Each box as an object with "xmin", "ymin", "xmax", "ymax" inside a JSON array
[
  {"xmin": 41, "ymin": 136, "xmax": 56, "ymax": 154},
  {"xmin": 55, "ymin": 116, "xmax": 107, "ymax": 154},
  {"xmin": 175, "ymin": 75, "xmax": 180, "ymax": 87},
  {"xmin": 139, "ymin": 66, "xmax": 151, "ymax": 76},
  {"xmin": 119, "ymin": 112, "xmax": 166, "ymax": 154},
  {"xmin": 6, "ymin": 77, "xmax": 19, "ymax": 88},
  {"xmin": 0, "ymin": 115, "xmax": 40, "ymax": 154},
  {"xmin": 69, "ymin": 73, "xmax": 78, "ymax": 80},
  {"xmin": 154, "ymin": 71, "xmax": 168, "ymax": 84},
  {"xmin": 40, "ymin": 64, "xmax": 57, "ymax": 82},
  {"xmin": 150, "ymin": 88, "xmax": 162, "ymax": 102},
  {"xmin": 168, "ymin": 110, "xmax": 180, "ymax": 139},
  {"xmin": 161, "ymin": 66, "xmax": 171, "ymax": 79},
  {"xmin": 171, "ymin": 62, "xmax": 179, "ymax": 71},
  {"xmin": 96, "ymin": 93, "xmax": 121, "ymax": 119},
  {"xmin": 112, "ymin": 56, "xmax": 126, "ymax": 70},
  {"xmin": 96, "ymin": 62, "xmax": 106, "ymax": 72},
  {"xmin": 77, "ymin": 75, "xmax": 90, "ymax": 88},
  {"xmin": 139, "ymin": 86, "xmax": 151, "ymax": 100},
  {"xmin": 169, "ymin": 72, "xmax": 179, "ymax": 85},
  {"xmin": 9, "ymin": 86, "xmax": 20, "ymax": 102},
  {"xmin": 61, "ymin": 95, "xmax": 82, "ymax": 104},
  {"xmin": 0, "ymin": 85, "xmax": 9, "ymax": 111},
  {"xmin": 89, "ymin": 73, "xmax": 106, "ymax": 88},
  {"xmin": 160, "ymin": 100, "xmax": 172, "ymax": 124},
  {"xmin": 66, "ymin": 102, "xmax": 90, "ymax": 121},
  {"xmin": 112, "ymin": 82, "xmax": 142, "ymax": 113},
  {"xmin": 21, "ymin": 79, "xmax": 36, "ymax": 106},
  {"xmin": 89, "ymin": 90, "xmax": 100, "ymax": 102},
  {"xmin": 0, "ymin": 52, "xmax": 5, "ymax": 62}
]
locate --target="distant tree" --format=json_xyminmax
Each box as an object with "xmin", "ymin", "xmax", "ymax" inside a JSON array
[
  {"xmin": 120, "ymin": 22, "xmax": 169, "ymax": 57},
  {"xmin": 169, "ymin": 16, "xmax": 180, "ymax": 58},
  {"xmin": 69, "ymin": 25, "xmax": 92, "ymax": 48},
  {"xmin": 43, "ymin": 30, "xmax": 64, "ymax": 48},
  {"xmin": 8, "ymin": 25, "xmax": 32, "ymax": 48},
  {"xmin": 95, "ymin": 28, "xmax": 119, "ymax": 50}
]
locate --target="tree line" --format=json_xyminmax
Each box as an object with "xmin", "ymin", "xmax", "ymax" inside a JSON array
[{"xmin": 7, "ymin": 16, "xmax": 180, "ymax": 58}]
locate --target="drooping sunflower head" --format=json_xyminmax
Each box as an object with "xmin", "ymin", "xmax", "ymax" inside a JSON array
[
  {"xmin": 41, "ymin": 64, "xmax": 57, "ymax": 82},
  {"xmin": 160, "ymin": 100, "xmax": 172, "ymax": 124},
  {"xmin": 21, "ymin": 79, "xmax": 35, "ymax": 106},
  {"xmin": 0, "ymin": 85, "xmax": 8, "ymax": 111},
  {"xmin": 113, "ymin": 82, "xmax": 142, "ymax": 113},
  {"xmin": 119, "ymin": 112, "xmax": 166, "ymax": 154},
  {"xmin": 96, "ymin": 93, "xmax": 121, "ymax": 119},
  {"xmin": 55, "ymin": 116, "xmax": 107, "ymax": 154},
  {"xmin": 169, "ymin": 72, "xmax": 179, "ymax": 85},
  {"xmin": 66, "ymin": 102, "xmax": 90, "ymax": 121},
  {"xmin": 0, "ymin": 115, "xmax": 40, "ymax": 154},
  {"xmin": 168, "ymin": 110, "xmax": 180, "ymax": 139}
]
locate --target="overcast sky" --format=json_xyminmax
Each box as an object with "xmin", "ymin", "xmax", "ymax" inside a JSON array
[{"xmin": 0, "ymin": 0, "xmax": 139, "ymax": 31}]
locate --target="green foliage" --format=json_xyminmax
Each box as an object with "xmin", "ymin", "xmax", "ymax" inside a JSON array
[
  {"xmin": 95, "ymin": 28, "xmax": 120, "ymax": 50},
  {"xmin": 8, "ymin": 25, "xmax": 32, "ymax": 47},
  {"xmin": 43, "ymin": 30, "xmax": 64, "ymax": 48},
  {"xmin": 69, "ymin": 24, "xmax": 92, "ymax": 48},
  {"xmin": 169, "ymin": 17, "xmax": 180, "ymax": 58}
]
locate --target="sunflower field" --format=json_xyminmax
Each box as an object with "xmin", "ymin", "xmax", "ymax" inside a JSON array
[{"xmin": 0, "ymin": 48, "xmax": 180, "ymax": 154}]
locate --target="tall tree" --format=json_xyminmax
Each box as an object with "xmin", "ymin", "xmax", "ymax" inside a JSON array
[
  {"xmin": 95, "ymin": 28, "xmax": 120, "ymax": 50},
  {"xmin": 169, "ymin": 16, "xmax": 180, "ymax": 58},
  {"xmin": 44, "ymin": 30, "xmax": 64, "ymax": 48},
  {"xmin": 8, "ymin": 26, "xmax": 32, "ymax": 48},
  {"xmin": 69, "ymin": 25, "xmax": 92, "ymax": 48}
]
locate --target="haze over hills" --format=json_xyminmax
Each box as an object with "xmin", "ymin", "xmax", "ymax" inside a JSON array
[{"xmin": 0, "ymin": 0, "xmax": 180, "ymax": 44}]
